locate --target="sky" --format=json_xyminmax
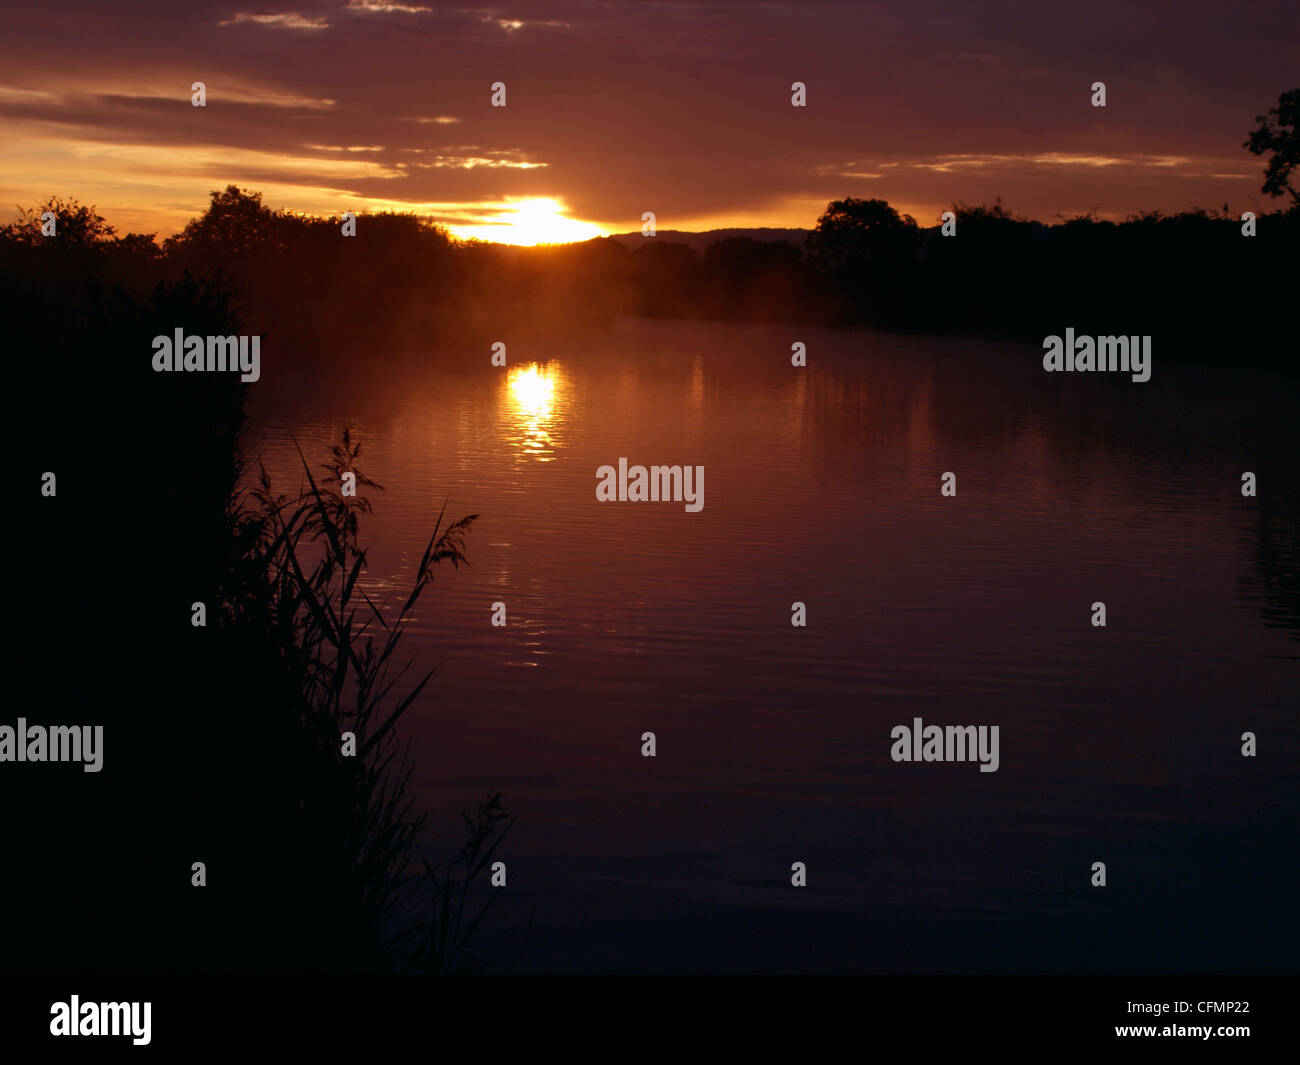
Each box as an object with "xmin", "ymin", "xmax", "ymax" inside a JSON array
[{"xmin": 0, "ymin": 0, "xmax": 1295, "ymax": 241}]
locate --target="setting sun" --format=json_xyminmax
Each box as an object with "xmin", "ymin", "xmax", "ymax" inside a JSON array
[{"xmin": 449, "ymin": 198, "xmax": 605, "ymax": 245}]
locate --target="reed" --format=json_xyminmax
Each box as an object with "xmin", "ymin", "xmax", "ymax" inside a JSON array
[{"xmin": 237, "ymin": 428, "xmax": 511, "ymax": 972}]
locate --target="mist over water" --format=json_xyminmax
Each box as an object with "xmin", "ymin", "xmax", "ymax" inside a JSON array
[{"xmin": 243, "ymin": 317, "xmax": 1299, "ymax": 973}]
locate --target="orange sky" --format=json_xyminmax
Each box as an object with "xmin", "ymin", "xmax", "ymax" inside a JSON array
[{"xmin": 1, "ymin": 1, "xmax": 1293, "ymax": 241}]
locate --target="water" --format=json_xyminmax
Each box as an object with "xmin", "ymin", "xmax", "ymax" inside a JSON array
[{"xmin": 243, "ymin": 317, "xmax": 1298, "ymax": 972}]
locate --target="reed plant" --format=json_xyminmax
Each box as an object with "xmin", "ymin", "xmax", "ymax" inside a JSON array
[{"xmin": 236, "ymin": 428, "xmax": 511, "ymax": 972}]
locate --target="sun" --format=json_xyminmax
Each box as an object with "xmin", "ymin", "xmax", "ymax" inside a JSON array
[{"xmin": 451, "ymin": 198, "xmax": 605, "ymax": 245}]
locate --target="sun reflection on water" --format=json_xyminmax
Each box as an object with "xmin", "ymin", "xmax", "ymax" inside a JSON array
[{"xmin": 504, "ymin": 361, "xmax": 568, "ymax": 461}]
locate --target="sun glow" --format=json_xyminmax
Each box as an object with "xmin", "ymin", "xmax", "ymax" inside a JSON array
[
  {"xmin": 450, "ymin": 198, "xmax": 604, "ymax": 245},
  {"xmin": 504, "ymin": 362, "xmax": 568, "ymax": 461},
  {"xmin": 509, "ymin": 364, "xmax": 556, "ymax": 414}
]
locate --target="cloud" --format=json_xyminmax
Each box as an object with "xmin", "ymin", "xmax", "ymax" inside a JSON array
[
  {"xmin": 218, "ymin": 12, "xmax": 331, "ymax": 31},
  {"xmin": 344, "ymin": 1, "xmax": 433, "ymax": 14},
  {"xmin": 818, "ymin": 152, "xmax": 1208, "ymax": 178}
]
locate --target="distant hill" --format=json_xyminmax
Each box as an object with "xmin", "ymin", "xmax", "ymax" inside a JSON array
[{"xmin": 604, "ymin": 227, "xmax": 810, "ymax": 253}]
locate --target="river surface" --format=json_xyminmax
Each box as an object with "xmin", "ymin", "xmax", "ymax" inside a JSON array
[{"xmin": 243, "ymin": 317, "xmax": 1298, "ymax": 972}]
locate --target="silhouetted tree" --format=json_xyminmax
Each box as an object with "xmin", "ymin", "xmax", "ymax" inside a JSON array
[
  {"xmin": 807, "ymin": 198, "xmax": 918, "ymax": 326},
  {"xmin": 1244, "ymin": 88, "xmax": 1300, "ymax": 207},
  {"xmin": 0, "ymin": 196, "xmax": 116, "ymax": 247},
  {"xmin": 166, "ymin": 184, "xmax": 286, "ymax": 255},
  {"xmin": 807, "ymin": 197, "xmax": 917, "ymax": 275}
]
